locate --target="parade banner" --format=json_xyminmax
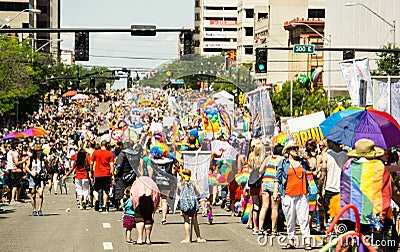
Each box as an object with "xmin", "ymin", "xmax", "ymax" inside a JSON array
[
  {"xmin": 374, "ymin": 80, "xmax": 400, "ymax": 124},
  {"xmin": 339, "ymin": 57, "xmax": 373, "ymax": 106},
  {"xmin": 247, "ymin": 87, "xmax": 275, "ymax": 138},
  {"xmin": 151, "ymin": 158, "xmax": 177, "ymax": 192},
  {"xmin": 287, "ymin": 111, "xmax": 326, "ymax": 146},
  {"xmin": 182, "ymin": 151, "xmax": 211, "ymax": 199},
  {"xmin": 391, "ymin": 82, "xmax": 400, "ymax": 123}
]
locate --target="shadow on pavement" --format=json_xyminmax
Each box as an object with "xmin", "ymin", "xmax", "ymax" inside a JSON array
[{"xmin": 148, "ymin": 241, "xmax": 170, "ymax": 245}]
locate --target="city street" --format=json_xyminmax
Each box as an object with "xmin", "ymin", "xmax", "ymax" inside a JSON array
[{"xmin": 0, "ymin": 179, "xmax": 322, "ymax": 252}]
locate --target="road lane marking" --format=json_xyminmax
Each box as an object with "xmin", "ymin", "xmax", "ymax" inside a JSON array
[
  {"xmin": 103, "ymin": 223, "xmax": 111, "ymax": 228},
  {"xmin": 103, "ymin": 242, "xmax": 113, "ymax": 250}
]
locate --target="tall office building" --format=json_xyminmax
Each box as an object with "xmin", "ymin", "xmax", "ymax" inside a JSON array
[
  {"xmin": 194, "ymin": 0, "xmax": 238, "ymax": 56},
  {"xmin": 236, "ymin": 0, "xmax": 266, "ymax": 65},
  {"xmin": 0, "ymin": 0, "xmax": 60, "ymax": 57}
]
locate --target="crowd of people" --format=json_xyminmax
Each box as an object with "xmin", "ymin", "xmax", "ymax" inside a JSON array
[{"xmin": 1, "ymin": 85, "xmax": 399, "ymax": 250}]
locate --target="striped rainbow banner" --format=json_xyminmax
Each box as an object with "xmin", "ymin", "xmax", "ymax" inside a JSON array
[{"xmin": 340, "ymin": 158, "xmax": 391, "ymax": 224}]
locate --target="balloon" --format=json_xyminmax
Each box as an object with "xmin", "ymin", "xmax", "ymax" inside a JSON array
[
  {"xmin": 311, "ymin": 67, "xmax": 323, "ymax": 84},
  {"xmin": 298, "ymin": 74, "xmax": 310, "ymax": 88}
]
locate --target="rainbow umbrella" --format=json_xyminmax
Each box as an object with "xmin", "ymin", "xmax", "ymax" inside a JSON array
[
  {"xmin": 2, "ymin": 132, "xmax": 27, "ymax": 140},
  {"xmin": 320, "ymin": 108, "xmax": 400, "ymax": 149},
  {"xmin": 22, "ymin": 126, "xmax": 48, "ymax": 137}
]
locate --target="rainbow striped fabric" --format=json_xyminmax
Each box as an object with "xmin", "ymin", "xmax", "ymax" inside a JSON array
[
  {"xmin": 262, "ymin": 156, "xmax": 279, "ymax": 183},
  {"xmin": 340, "ymin": 158, "xmax": 391, "ymax": 224}
]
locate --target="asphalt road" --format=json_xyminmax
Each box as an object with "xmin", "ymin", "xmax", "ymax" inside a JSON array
[{"xmin": 0, "ymin": 178, "xmax": 323, "ymax": 252}]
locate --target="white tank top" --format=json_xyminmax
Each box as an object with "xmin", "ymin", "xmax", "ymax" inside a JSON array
[
  {"xmin": 6, "ymin": 150, "xmax": 15, "ymax": 171},
  {"xmin": 325, "ymin": 150, "xmax": 348, "ymax": 193},
  {"xmin": 31, "ymin": 159, "xmax": 45, "ymax": 174}
]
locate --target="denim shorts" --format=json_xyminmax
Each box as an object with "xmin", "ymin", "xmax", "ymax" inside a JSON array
[
  {"xmin": 262, "ymin": 181, "xmax": 275, "ymax": 194},
  {"xmin": 28, "ymin": 176, "xmax": 45, "ymax": 189}
]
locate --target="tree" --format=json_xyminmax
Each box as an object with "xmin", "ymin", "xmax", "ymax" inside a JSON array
[
  {"xmin": 270, "ymin": 81, "xmax": 328, "ymax": 118},
  {"xmin": 0, "ymin": 36, "xmax": 38, "ymax": 114},
  {"xmin": 371, "ymin": 43, "xmax": 400, "ymax": 76}
]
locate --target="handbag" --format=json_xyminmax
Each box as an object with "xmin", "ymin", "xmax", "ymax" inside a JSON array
[{"xmin": 248, "ymin": 168, "xmax": 263, "ymax": 188}]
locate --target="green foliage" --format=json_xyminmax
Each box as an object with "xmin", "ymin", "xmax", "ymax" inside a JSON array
[
  {"xmin": 270, "ymin": 81, "xmax": 350, "ymax": 118},
  {"xmin": 0, "ymin": 36, "xmax": 38, "ymax": 113},
  {"xmin": 371, "ymin": 44, "xmax": 400, "ymax": 76}
]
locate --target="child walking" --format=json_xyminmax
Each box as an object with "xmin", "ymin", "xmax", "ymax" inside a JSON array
[
  {"xmin": 122, "ymin": 186, "xmax": 136, "ymax": 244},
  {"xmin": 178, "ymin": 169, "xmax": 206, "ymax": 243}
]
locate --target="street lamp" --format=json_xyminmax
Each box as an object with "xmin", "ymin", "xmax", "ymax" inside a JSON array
[
  {"xmin": 345, "ymin": 2, "xmax": 396, "ymax": 46},
  {"xmin": 291, "ymin": 22, "xmax": 332, "ymax": 114},
  {"xmin": 35, "ymin": 39, "xmax": 63, "ymax": 52},
  {"xmin": 0, "ymin": 9, "xmax": 41, "ymax": 29}
]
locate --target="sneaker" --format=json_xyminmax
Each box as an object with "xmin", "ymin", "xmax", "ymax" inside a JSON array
[
  {"xmin": 102, "ymin": 207, "xmax": 108, "ymax": 212},
  {"xmin": 79, "ymin": 205, "xmax": 84, "ymax": 210},
  {"xmin": 38, "ymin": 210, "xmax": 43, "ymax": 216},
  {"xmin": 32, "ymin": 211, "xmax": 38, "ymax": 216},
  {"xmin": 82, "ymin": 202, "xmax": 86, "ymax": 210},
  {"xmin": 252, "ymin": 229, "xmax": 259, "ymax": 235},
  {"xmin": 94, "ymin": 201, "xmax": 99, "ymax": 211}
]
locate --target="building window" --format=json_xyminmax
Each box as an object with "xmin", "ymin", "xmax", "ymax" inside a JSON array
[
  {"xmin": 195, "ymin": 13, "xmax": 200, "ymax": 21},
  {"xmin": 0, "ymin": 2, "xmax": 29, "ymax": 12},
  {"xmin": 245, "ymin": 27, "xmax": 253, "ymax": 36},
  {"xmin": 195, "ymin": 0, "xmax": 199, "ymax": 7},
  {"xmin": 245, "ymin": 9, "xmax": 254, "ymax": 19},
  {"xmin": 224, "ymin": 7, "xmax": 237, "ymax": 10},
  {"xmin": 22, "ymin": 23, "xmax": 29, "ymax": 28},
  {"xmin": 258, "ymin": 13, "xmax": 268, "ymax": 20},
  {"xmin": 37, "ymin": 21, "xmax": 48, "ymax": 28},
  {"xmin": 244, "ymin": 46, "xmax": 253, "ymax": 55},
  {"xmin": 308, "ymin": 9, "xmax": 325, "ymax": 18},
  {"xmin": 206, "ymin": 6, "xmax": 223, "ymax": 10}
]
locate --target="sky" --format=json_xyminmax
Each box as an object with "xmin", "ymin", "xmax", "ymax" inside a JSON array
[{"xmin": 60, "ymin": 0, "xmax": 194, "ymax": 70}]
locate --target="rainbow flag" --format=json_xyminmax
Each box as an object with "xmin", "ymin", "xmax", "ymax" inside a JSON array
[{"xmin": 340, "ymin": 158, "xmax": 391, "ymax": 224}]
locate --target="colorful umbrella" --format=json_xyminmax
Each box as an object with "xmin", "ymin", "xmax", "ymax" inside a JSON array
[
  {"xmin": 62, "ymin": 90, "xmax": 77, "ymax": 97},
  {"xmin": 22, "ymin": 126, "xmax": 48, "ymax": 137},
  {"xmin": 130, "ymin": 176, "xmax": 160, "ymax": 211},
  {"xmin": 320, "ymin": 108, "xmax": 400, "ymax": 149},
  {"xmin": 2, "ymin": 132, "xmax": 27, "ymax": 140}
]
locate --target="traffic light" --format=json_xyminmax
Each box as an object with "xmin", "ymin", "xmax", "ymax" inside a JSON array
[
  {"xmin": 255, "ymin": 48, "xmax": 268, "ymax": 73},
  {"xmin": 343, "ymin": 49, "xmax": 355, "ymax": 60},
  {"xmin": 183, "ymin": 32, "xmax": 194, "ymax": 55},
  {"xmin": 127, "ymin": 70, "xmax": 132, "ymax": 88},
  {"xmin": 75, "ymin": 32, "xmax": 89, "ymax": 61},
  {"xmin": 89, "ymin": 77, "xmax": 95, "ymax": 90}
]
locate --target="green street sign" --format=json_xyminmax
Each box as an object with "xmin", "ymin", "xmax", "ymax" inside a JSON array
[{"xmin": 293, "ymin": 44, "xmax": 315, "ymax": 54}]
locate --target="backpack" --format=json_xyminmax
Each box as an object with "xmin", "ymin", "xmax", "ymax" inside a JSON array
[{"xmin": 179, "ymin": 181, "xmax": 199, "ymax": 214}]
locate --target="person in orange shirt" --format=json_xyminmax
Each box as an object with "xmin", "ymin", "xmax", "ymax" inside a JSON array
[
  {"xmin": 273, "ymin": 140, "xmax": 312, "ymax": 250},
  {"xmin": 63, "ymin": 148, "xmax": 91, "ymax": 210},
  {"xmin": 90, "ymin": 140, "xmax": 114, "ymax": 212}
]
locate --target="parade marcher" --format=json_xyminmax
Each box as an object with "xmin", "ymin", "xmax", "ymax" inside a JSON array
[
  {"xmin": 178, "ymin": 169, "xmax": 206, "ymax": 244},
  {"xmin": 318, "ymin": 139, "xmax": 348, "ymax": 228},
  {"xmin": 122, "ymin": 186, "xmax": 136, "ymax": 244},
  {"xmin": 63, "ymin": 148, "xmax": 91, "ymax": 209},
  {"xmin": 114, "ymin": 143, "xmax": 141, "ymax": 211},
  {"xmin": 274, "ymin": 140, "xmax": 312, "ymax": 250},
  {"xmin": 8, "ymin": 143, "xmax": 27, "ymax": 203},
  {"xmin": 90, "ymin": 140, "xmax": 115, "ymax": 212},
  {"xmin": 258, "ymin": 143, "xmax": 284, "ymax": 236},
  {"xmin": 247, "ymin": 140, "xmax": 265, "ymax": 235},
  {"xmin": 304, "ymin": 139, "xmax": 319, "ymax": 234},
  {"xmin": 26, "ymin": 145, "xmax": 48, "ymax": 216}
]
